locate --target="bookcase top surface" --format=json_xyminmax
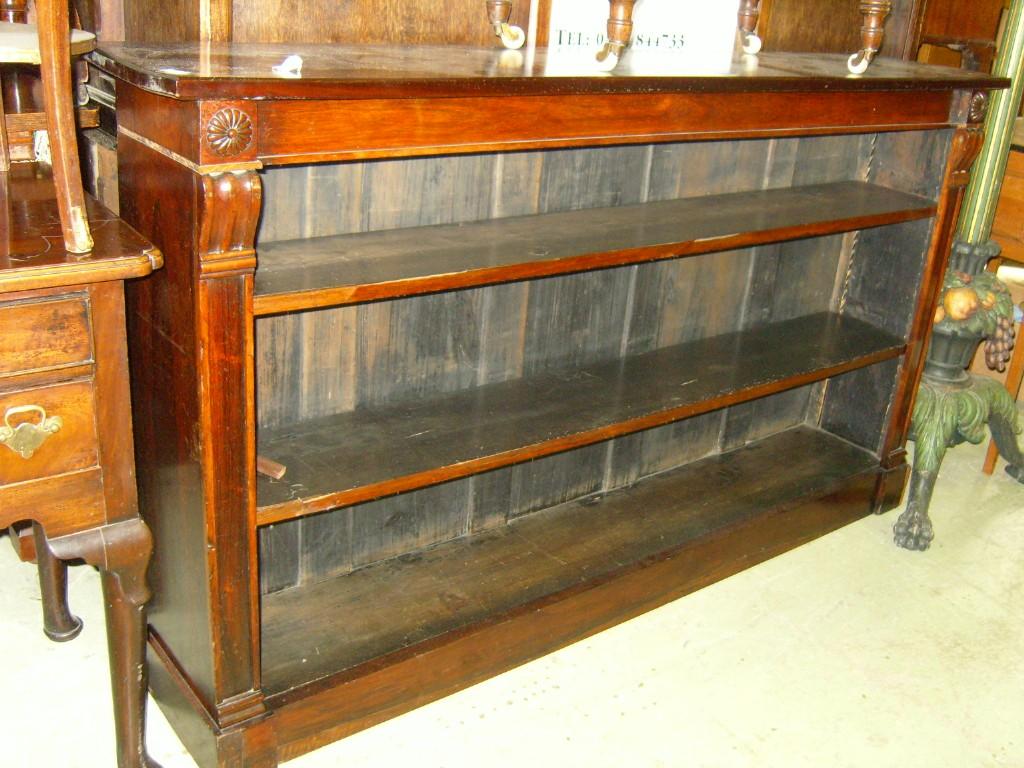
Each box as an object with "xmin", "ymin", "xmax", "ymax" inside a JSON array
[{"xmin": 92, "ymin": 44, "xmax": 1006, "ymax": 100}]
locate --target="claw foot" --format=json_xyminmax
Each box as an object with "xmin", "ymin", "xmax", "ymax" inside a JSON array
[
  {"xmin": 1006, "ymin": 463, "xmax": 1024, "ymax": 483},
  {"xmin": 894, "ymin": 506, "xmax": 934, "ymax": 551}
]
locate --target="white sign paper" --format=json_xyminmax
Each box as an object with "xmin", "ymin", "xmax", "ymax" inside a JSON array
[{"xmin": 545, "ymin": 0, "xmax": 738, "ymax": 75}]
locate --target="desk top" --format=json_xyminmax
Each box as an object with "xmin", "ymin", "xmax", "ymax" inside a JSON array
[
  {"xmin": 0, "ymin": 165, "xmax": 162, "ymax": 293},
  {"xmin": 92, "ymin": 44, "xmax": 1007, "ymax": 101}
]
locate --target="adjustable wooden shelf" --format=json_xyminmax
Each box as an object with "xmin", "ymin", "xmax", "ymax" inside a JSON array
[{"xmin": 91, "ymin": 43, "xmax": 1003, "ymax": 766}]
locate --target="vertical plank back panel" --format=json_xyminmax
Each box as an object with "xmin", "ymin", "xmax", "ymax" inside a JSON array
[
  {"xmin": 254, "ymin": 132, "xmax": 945, "ymax": 593},
  {"xmin": 231, "ymin": 0, "xmax": 530, "ymax": 47},
  {"xmin": 819, "ymin": 130, "xmax": 952, "ymax": 453}
]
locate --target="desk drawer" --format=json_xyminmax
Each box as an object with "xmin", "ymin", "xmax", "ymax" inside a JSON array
[
  {"xmin": 0, "ymin": 381, "xmax": 99, "ymax": 485},
  {"xmin": 0, "ymin": 297, "xmax": 93, "ymax": 377}
]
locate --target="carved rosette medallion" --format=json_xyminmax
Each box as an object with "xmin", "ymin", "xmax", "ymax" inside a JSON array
[
  {"xmin": 968, "ymin": 91, "xmax": 989, "ymax": 125},
  {"xmin": 205, "ymin": 108, "xmax": 254, "ymax": 157}
]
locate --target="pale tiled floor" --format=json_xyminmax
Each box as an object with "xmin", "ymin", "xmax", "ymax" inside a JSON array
[{"xmin": 2, "ymin": 432, "xmax": 1022, "ymax": 768}]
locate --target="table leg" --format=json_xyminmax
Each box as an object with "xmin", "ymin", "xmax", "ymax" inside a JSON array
[
  {"xmin": 895, "ymin": 456, "xmax": 942, "ymax": 551},
  {"xmin": 48, "ymin": 518, "xmax": 160, "ymax": 768},
  {"xmin": 32, "ymin": 522, "xmax": 83, "ymax": 642}
]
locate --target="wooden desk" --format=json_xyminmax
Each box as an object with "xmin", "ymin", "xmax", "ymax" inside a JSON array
[
  {"xmin": 93, "ymin": 45, "xmax": 1003, "ymax": 767},
  {"xmin": 0, "ymin": 163, "xmax": 162, "ymax": 767}
]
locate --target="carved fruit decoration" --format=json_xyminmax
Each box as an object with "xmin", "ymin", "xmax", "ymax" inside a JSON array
[
  {"xmin": 943, "ymin": 287, "xmax": 980, "ymax": 321},
  {"xmin": 933, "ymin": 269, "xmax": 1016, "ymax": 373}
]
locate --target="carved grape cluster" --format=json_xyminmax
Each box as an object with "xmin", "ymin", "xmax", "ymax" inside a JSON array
[{"xmin": 206, "ymin": 108, "xmax": 253, "ymax": 157}]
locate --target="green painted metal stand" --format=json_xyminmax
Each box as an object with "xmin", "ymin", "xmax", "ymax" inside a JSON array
[
  {"xmin": 901, "ymin": 0, "xmax": 1024, "ymax": 550},
  {"xmin": 900, "ymin": 367, "xmax": 1024, "ymax": 550}
]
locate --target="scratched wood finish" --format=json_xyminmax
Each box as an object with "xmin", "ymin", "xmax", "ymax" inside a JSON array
[
  {"xmin": 253, "ymin": 182, "xmax": 935, "ymax": 315},
  {"xmin": 261, "ymin": 426, "xmax": 879, "ymax": 694},
  {"xmin": 120, "ymin": 0, "xmax": 528, "ymax": 46},
  {"xmin": 760, "ymin": 0, "xmax": 924, "ymax": 60},
  {"xmin": 821, "ymin": 129, "xmax": 952, "ymax": 452},
  {"xmin": 256, "ymin": 312, "xmax": 904, "ymax": 523},
  {"xmin": 232, "ymin": 0, "xmax": 529, "ymax": 46},
  {"xmin": 254, "ymin": 132, "xmax": 946, "ymax": 593}
]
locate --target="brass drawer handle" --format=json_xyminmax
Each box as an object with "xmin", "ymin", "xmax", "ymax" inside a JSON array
[{"xmin": 0, "ymin": 405, "xmax": 64, "ymax": 459}]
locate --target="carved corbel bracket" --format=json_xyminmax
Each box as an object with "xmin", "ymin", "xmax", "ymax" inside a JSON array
[
  {"xmin": 737, "ymin": 0, "xmax": 762, "ymax": 55},
  {"xmin": 197, "ymin": 170, "xmax": 262, "ymax": 278},
  {"xmin": 485, "ymin": 0, "xmax": 525, "ymax": 50},
  {"xmin": 947, "ymin": 124, "xmax": 985, "ymax": 190},
  {"xmin": 848, "ymin": 0, "xmax": 893, "ymax": 74},
  {"xmin": 596, "ymin": 0, "xmax": 637, "ymax": 72}
]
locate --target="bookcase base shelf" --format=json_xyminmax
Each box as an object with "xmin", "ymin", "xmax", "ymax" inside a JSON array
[{"xmin": 249, "ymin": 426, "xmax": 893, "ymax": 761}]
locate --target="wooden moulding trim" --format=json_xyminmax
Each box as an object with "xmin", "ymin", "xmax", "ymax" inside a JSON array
[
  {"xmin": 0, "ymin": 467, "xmax": 106, "ymax": 536},
  {"xmin": 5, "ymin": 106, "xmax": 99, "ymax": 134},
  {"xmin": 255, "ymin": 90, "xmax": 956, "ymax": 164},
  {"xmin": 0, "ymin": 364, "xmax": 93, "ymax": 393},
  {"xmin": 266, "ymin": 466, "xmax": 880, "ymax": 759},
  {"xmin": 198, "ymin": 250, "xmax": 257, "ymax": 278},
  {"xmin": 117, "ymin": 125, "xmax": 262, "ymax": 175},
  {"xmin": 87, "ymin": 282, "xmax": 140, "ymax": 526},
  {"xmin": 0, "ymin": 253, "xmax": 162, "ymax": 295},
  {"xmin": 257, "ymin": 123, "xmax": 956, "ymax": 166},
  {"xmin": 254, "ymin": 344, "xmax": 905, "ymax": 527},
  {"xmin": 148, "ymin": 626, "xmax": 220, "ymax": 728},
  {"xmin": 252, "ymin": 205, "xmax": 938, "ymax": 316}
]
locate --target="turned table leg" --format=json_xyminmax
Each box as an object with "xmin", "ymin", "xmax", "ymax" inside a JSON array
[
  {"xmin": 848, "ymin": 1, "xmax": 892, "ymax": 74},
  {"xmin": 48, "ymin": 519, "xmax": 160, "ymax": 768},
  {"xmin": 32, "ymin": 523, "xmax": 83, "ymax": 641},
  {"xmin": 737, "ymin": 0, "xmax": 762, "ymax": 55},
  {"xmin": 596, "ymin": 0, "xmax": 636, "ymax": 71},
  {"xmin": 485, "ymin": 0, "xmax": 525, "ymax": 50}
]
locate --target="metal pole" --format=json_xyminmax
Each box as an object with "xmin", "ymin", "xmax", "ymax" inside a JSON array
[{"xmin": 958, "ymin": 0, "xmax": 1024, "ymax": 244}]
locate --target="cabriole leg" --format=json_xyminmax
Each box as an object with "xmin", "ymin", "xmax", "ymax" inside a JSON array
[{"xmin": 49, "ymin": 519, "xmax": 160, "ymax": 768}]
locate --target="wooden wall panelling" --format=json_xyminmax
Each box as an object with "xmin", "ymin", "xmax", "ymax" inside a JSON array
[
  {"xmin": 123, "ymin": 0, "xmax": 203, "ymax": 42},
  {"xmin": 919, "ymin": 0, "xmax": 1005, "ymax": 40},
  {"xmin": 606, "ymin": 139, "xmax": 774, "ymax": 487},
  {"xmin": 120, "ymin": 0, "xmax": 531, "ymax": 45},
  {"xmin": 715, "ymin": 133, "xmax": 869, "ymax": 452},
  {"xmin": 460, "ymin": 145, "xmax": 648, "ymax": 560},
  {"xmin": 759, "ymin": 0, "xmax": 925, "ymax": 59},
  {"xmin": 232, "ymin": 0, "xmax": 531, "ymax": 46},
  {"xmin": 253, "ymin": 128, "xmax": 947, "ymax": 594},
  {"xmin": 744, "ymin": 134, "xmax": 886, "ymax": 443},
  {"xmin": 820, "ymin": 129, "xmax": 952, "ymax": 453},
  {"xmin": 257, "ymin": 155, "xmax": 497, "ymax": 592}
]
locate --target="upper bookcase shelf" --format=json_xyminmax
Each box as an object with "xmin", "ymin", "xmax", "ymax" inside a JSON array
[{"xmin": 253, "ymin": 181, "xmax": 934, "ymax": 316}]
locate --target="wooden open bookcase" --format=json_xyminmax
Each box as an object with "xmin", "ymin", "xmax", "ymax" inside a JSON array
[{"xmin": 92, "ymin": 43, "xmax": 1003, "ymax": 766}]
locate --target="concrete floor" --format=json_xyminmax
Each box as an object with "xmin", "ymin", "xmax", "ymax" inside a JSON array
[{"xmin": 2, "ymin": 432, "xmax": 1022, "ymax": 768}]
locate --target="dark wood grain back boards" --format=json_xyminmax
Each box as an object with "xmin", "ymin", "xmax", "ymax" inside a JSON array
[
  {"xmin": 122, "ymin": 0, "xmax": 530, "ymax": 46},
  {"xmin": 255, "ymin": 130, "xmax": 946, "ymax": 595}
]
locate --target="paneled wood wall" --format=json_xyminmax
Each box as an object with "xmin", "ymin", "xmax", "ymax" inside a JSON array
[
  {"xmin": 758, "ymin": 0, "xmax": 926, "ymax": 59},
  {"xmin": 254, "ymin": 131, "xmax": 942, "ymax": 595}
]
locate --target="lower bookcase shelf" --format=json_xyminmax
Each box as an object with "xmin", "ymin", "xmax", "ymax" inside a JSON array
[
  {"xmin": 260, "ymin": 424, "xmax": 883, "ymax": 712},
  {"xmin": 255, "ymin": 311, "xmax": 903, "ymax": 524}
]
